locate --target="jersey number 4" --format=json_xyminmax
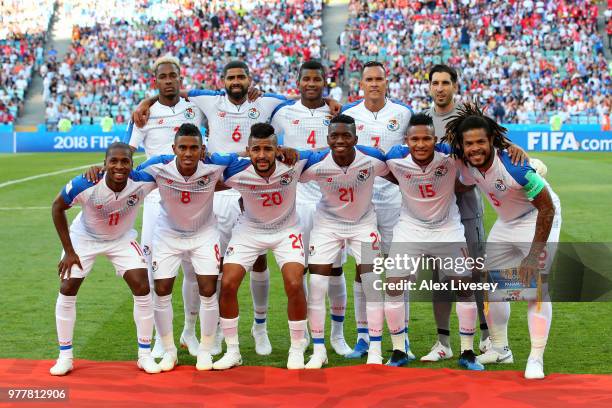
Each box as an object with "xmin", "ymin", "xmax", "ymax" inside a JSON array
[{"xmin": 307, "ymin": 130, "xmax": 316, "ymax": 148}]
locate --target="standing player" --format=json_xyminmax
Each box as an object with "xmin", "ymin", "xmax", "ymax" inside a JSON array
[
  {"xmin": 340, "ymin": 61, "xmax": 413, "ymax": 358},
  {"xmin": 443, "ymin": 103, "xmax": 561, "ymax": 379},
  {"xmin": 270, "ymin": 61, "xmax": 352, "ymax": 357},
  {"xmin": 421, "ymin": 65, "xmax": 530, "ymax": 361},
  {"xmin": 383, "ymin": 113, "xmax": 484, "ymax": 370},
  {"xmin": 212, "ymin": 123, "xmax": 310, "ymax": 370},
  {"xmin": 300, "ymin": 115, "xmax": 389, "ymax": 367},
  {"xmin": 50, "ymin": 143, "xmax": 160, "ymax": 375},
  {"xmin": 133, "ymin": 124, "xmax": 241, "ymax": 371},
  {"xmin": 124, "ymin": 56, "xmax": 205, "ymax": 357}
]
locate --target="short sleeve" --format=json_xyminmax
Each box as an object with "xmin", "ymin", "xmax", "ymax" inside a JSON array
[
  {"xmin": 60, "ymin": 175, "xmax": 95, "ymax": 206},
  {"xmin": 136, "ymin": 154, "xmax": 175, "ymax": 171},
  {"xmin": 206, "ymin": 152, "xmax": 240, "ymax": 168},
  {"xmin": 124, "ymin": 121, "xmax": 145, "ymax": 148}
]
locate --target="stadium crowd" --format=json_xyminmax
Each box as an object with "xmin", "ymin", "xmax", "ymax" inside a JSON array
[
  {"xmin": 0, "ymin": 0, "xmax": 54, "ymax": 124},
  {"xmin": 41, "ymin": 0, "xmax": 325, "ymax": 129},
  {"xmin": 341, "ymin": 0, "xmax": 612, "ymax": 124}
]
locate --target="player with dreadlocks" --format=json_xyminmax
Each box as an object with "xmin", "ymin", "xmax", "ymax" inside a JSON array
[{"xmin": 443, "ymin": 103, "xmax": 562, "ymax": 379}]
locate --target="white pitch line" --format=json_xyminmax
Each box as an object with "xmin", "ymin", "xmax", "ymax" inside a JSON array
[{"xmin": 0, "ymin": 155, "xmax": 145, "ymax": 189}]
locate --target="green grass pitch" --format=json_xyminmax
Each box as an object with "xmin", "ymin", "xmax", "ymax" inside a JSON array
[{"xmin": 0, "ymin": 152, "xmax": 610, "ymax": 374}]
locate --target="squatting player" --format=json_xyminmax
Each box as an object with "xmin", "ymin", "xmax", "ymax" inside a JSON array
[
  {"xmin": 444, "ymin": 103, "xmax": 562, "ymax": 379},
  {"xmin": 213, "ymin": 123, "xmax": 310, "ymax": 370},
  {"xmin": 300, "ymin": 115, "xmax": 389, "ymax": 367},
  {"xmin": 383, "ymin": 113, "xmax": 485, "ymax": 370},
  {"xmin": 132, "ymin": 124, "xmax": 242, "ymax": 372},
  {"xmin": 50, "ymin": 143, "xmax": 159, "ymax": 376}
]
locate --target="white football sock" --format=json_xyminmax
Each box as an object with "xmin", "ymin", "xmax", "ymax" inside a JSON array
[
  {"xmin": 456, "ymin": 301, "xmax": 477, "ymax": 352},
  {"xmin": 308, "ymin": 274, "xmax": 329, "ymax": 354},
  {"xmin": 528, "ymin": 300, "xmax": 551, "ymax": 361},
  {"xmin": 199, "ymin": 294, "xmax": 219, "ymax": 352},
  {"xmin": 328, "ymin": 274, "xmax": 347, "ymax": 339},
  {"xmin": 133, "ymin": 294, "xmax": 155, "ymax": 356},
  {"xmin": 403, "ymin": 289, "xmax": 410, "ymax": 336},
  {"xmin": 181, "ymin": 261, "xmax": 200, "ymax": 335},
  {"xmin": 250, "ymin": 268, "xmax": 270, "ymax": 325},
  {"xmin": 153, "ymin": 294, "xmax": 176, "ymax": 353},
  {"xmin": 384, "ymin": 293, "xmax": 405, "ymax": 351},
  {"xmin": 486, "ymin": 301, "xmax": 510, "ymax": 352},
  {"xmin": 361, "ymin": 272, "xmax": 384, "ymax": 342},
  {"xmin": 353, "ymin": 281, "xmax": 368, "ymax": 342},
  {"xmin": 55, "ymin": 293, "xmax": 76, "ymax": 359},
  {"xmin": 288, "ymin": 320, "xmax": 307, "ymax": 350},
  {"xmin": 220, "ymin": 317, "xmax": 240, "ymax": 353}
]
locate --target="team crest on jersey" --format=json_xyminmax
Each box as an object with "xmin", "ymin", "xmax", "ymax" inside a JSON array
[
  {"xmin": 184, "ymin": 108, "xmax": 195, "ymax": 119},
  {"xmin": 151, "ymin": 261, "xmax": 158, "ymax": 272},
  {"xmin": 127, "ymin": 194, "xmax": 139, "ymax": 206},
  {"xmin": 248, "ymin": 108, "xmax": 260, "ymax": 119},
  {"xmin": 292, "ymin": 119, "xmax": 300, "ymax": 125},
  {"xmin": 387, "ymin": 119, "xmax": 400, "ymax": 131},
  {"xmin": 435, "ymin": 165, "xmax": 448, "ymax": 177},
  {"xmin": 309, "ymin": 245, "xmax": 316, "ymax": 256},
  {"xmin": 197, "ymin": 175, "xmax": 210, "ymax": 187},
  {"xmin": 225, "ymin": 247, "xmax": 234, "ymax": 257},
  {"xmin": 218, "ymin": 111, "xmax": 226, "ymax": 118},
  {"xmin": 280, "ymin": 171, "xmax": 294, "ymax": 185},
  {"xmin": 495, "ymin": 179, "xmax": 507, "ymax": 191},
  {"xmin": 357, "ymin": 169, "xmax": 370, "ymax": 182},
  {"xmin": 143, "ymin": 245, "xmax": 151, "ymax": 256},
  {"xmin": 323, "ymin": 115, "xmax": 332, "ymax": 126}
]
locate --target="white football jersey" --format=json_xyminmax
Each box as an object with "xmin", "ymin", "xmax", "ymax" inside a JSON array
[
  {"xmin": 300, "ymin": 146, "xmax": 389, "ymax": 231},
  {"xmin": 187, "ymin": 90, "xmax": 286, "ymax": 154},
  {"xmin": 386, "ymin": 144, "xmax": 462, "ymax": 230},
  {"xmin": 223, "ymin": 152, "xmax": 311, "ymax": 232},
  {"xmin": 341, "ymin": 98, "xmax": 412, "ymax": 208},
  {"xmin": 124, "ymin": 98, "xmax": 204, "ymax": 158},
  {"xmin": 61, "ymin": 173, "xmax": 156, "ymax": 241},
  {"xmin": 270, "ymin": 100, "xmax": 333, "ymax": 204},
  {"xmin": 136, "ymin": 153, "xmax": 239, "ymax": 236},
  {"xmin": 459, "ymin": 149, "xmax": 561, "ymax": 223}
]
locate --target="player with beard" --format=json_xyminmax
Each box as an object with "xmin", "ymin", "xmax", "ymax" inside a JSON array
[{"xmin": 443, "ymin": 103, "xmax": 561, "ymax": 379}]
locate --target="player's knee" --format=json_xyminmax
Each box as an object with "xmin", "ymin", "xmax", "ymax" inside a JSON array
[
  {"xmin": 285, "ymin": 278, "xmax": 305, "ymax": 299},
  {"xmin": 220, "ymin": 279, "xmax": 240, "ymax": 297},
  {"xmin": 132, "ymin": 281, "xmax": 151, "ymax": 296},
  {"xmin": 59, "ymin": 279, "xmax": 81, "ymax": 296},
  {"xmin": 198, "ymin": 279, "xmax": 217, "ymax": 297}
]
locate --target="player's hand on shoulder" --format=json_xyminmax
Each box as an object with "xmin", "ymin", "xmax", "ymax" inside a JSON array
[
  {"xmin": 277, "ymin": 146, "xmax": 298, "ymax": 166},
  {"xmin": 83, "ymin": 165, "xmax": 104, "ymax": 183},
  {"xmin": 133, "ymin": 100, "xmax": 153, "ymax": 128},
  {"xmin": 58, "ymin": 251, "xmax": 82, "ymax": 280},
  {"xmin": 247, "ymin": 87, "xmax": 262, "ymax": 102},
  {"xmin": 507, "ymin": 144, "xmax": 529, "ymax": 166},
  {"xmin": 325, "ymin": 97, "xmax": 342, "ymax": 115}
]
